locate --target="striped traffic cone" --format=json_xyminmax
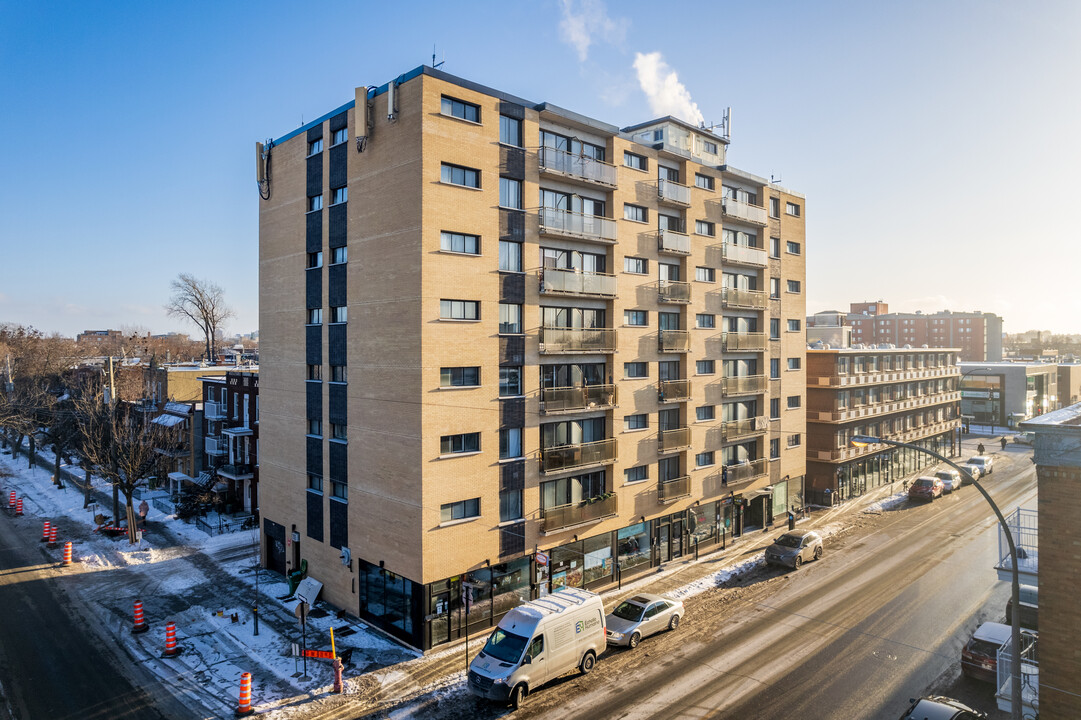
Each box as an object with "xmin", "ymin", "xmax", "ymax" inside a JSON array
[
  {"xmin": 41, "ymin": 521, "xmax": 50, "ymax": 542},
  {"xmin": 62, "ymin": 541, "xmax": 73, "ymax": 567},
  {"xmin": 7, "ymin": 491, "xmax": 14, "ymax": 509},
  {"xmin": 15, "ymin": 498, "xmax": 23, "ymax": 516},
  {"xmin": 132, "ymin": 600, "xmax": 148, "ymax": 634},
  {"xmin": 235, "ymin": 672, "xmax": 254, "ymax": 716},
  {"xmin": 163, "ymin": 621, "xmax": 180, "ymax": 657},
  {"xmin": 48, "ymin": 526, "xmax": 57, "ymax": 547}
]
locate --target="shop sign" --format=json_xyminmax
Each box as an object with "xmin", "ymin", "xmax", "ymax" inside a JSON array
[{"xmin": 535, "ymin": 551, "xmax": 549, "ymax": 566}]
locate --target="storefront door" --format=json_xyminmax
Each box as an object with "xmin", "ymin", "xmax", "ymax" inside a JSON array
[
  {"xmin": 430, "ymin": 591, "xmax": 451, "ymax": 647},
  {"xmin": 671, "ymin": 518, "xmax": 684, "ymax": 559},
  {"xmin": 657, "ymin": 523, "xmax": 670, "ymax": 563}
]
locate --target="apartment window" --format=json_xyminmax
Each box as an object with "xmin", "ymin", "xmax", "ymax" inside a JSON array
[
  {"xmin": 696, "ymin": 359, "xmax": 715, "ymax": 375},
  {"xmin": 331, "ymin": 187, "xmax": 348, "ymax": 205},
  {"xmin": 440, "ymin": 432, "xmax": 480, "ymax": 455},
  {"xmin": 624, "ymin": 204, "xmax": 648, "ymax": 223},
  {"xmin": 770, "ymin": 438, "xmax": 780, "ymax": 459},
  {"xmin": 440, "ymin": 498, "xmax": 480, "ymax": 523},
  {"xmin": 331, "ymin": 247, "xmax": 347, "ymax": 264},
  {"xmin": 331, "ymin": 127, "xmax": 347, "ymax": 146},
  {"xmin": 770, "ymin": 358, "xmax": 780, "ymax": 379},
  {"xmin": 331, "ymin": 479, "xmax": 347, "ymax": 501},
  {"xmin": 696, "ymin": 451, "xmax": 715, "ymax": 468},
  {"xmin": 499, "ymin": 303, "xmax": 522, "ymax": 334},
  {"xmin": 624, "ymin": 310, "xmax": 648, "ymax": 327},
  {"xmin": 330, "ymin": 365, "xmax": 347, "ymax": 383},
  {"xmin": 441, "ymin": 163, "xmax": 480, "ymax": 188},
  {"xmin": 653, "ymin": 129, "xmax": 664, "ymax": 141},
  {"xmin": 695, "ymin": 267, "xmax": 715, "ymax": 283},
  {"xmin": 307, "ymin": 364, "xmax": 322, "ymax": 381},
  {"xmin": 770, "ymin": 278, "xmax": 780, "ymax": 298},
  {"xmin": 499, "ymin": 427, "xmax": 523, "ymax": 459},
  {"xmin": 702, "ymin": 139, "xmax": 718, "ymax": 154},
  {"xmin": 499, "ymin": 115, "xmax": 522, "ymax": 146},
  {"xmin": 499, "ymin": 177, "xmax": 522, "ymax": 209},
  {"xmin": 769, "ymin": 237, "xmax": 780, "ymax": 258},
  {"xmin": 787, "ymin": 319, "xmax": 801, "ymax": 332},
  {"xmin": 499, "ymin": 367, "xmax": 523, "ymax": 396},
  {"xmin": 330, "ymin": 306, "xmax": 347, "ymax": 323},
  {"xmin": 624, "ymin": 256, "xmax": 648, "ymax": 274},
  {"xmin": 786, "ymin": 202, "xmax": 801, "ymax": 217},
  {"xmin": 787, "ymin": 358, "xmax": 801, "ymax": 371},
  {"xmin": 787, "ymin": 395, "xmax": 801, "ymax": 409},
  {"xmin": 695, "ymin": 220, "xmax": 715, "ymax": 237},
  {"xmin": 624, "ymin": 151, "xmax": 646, "ymax": 170},
  {"xmin": 307, "ymin": 419, "xmax": 322, "ymax": 437},
  {"xmin": 307, "ymin": 251, "xmax": 323, "ymax": 269},
  {"xmin": 787, "ymin": 280, "xmax": 801, "ymax": 293},
  {"xmin": 308, "ymin": 195, "xmax": 323, "ymax": 212},
  {"xmin": 770, "ymin": 398, "xmax": 780, "ymax": 419},
  {"xmin": 769, "ymin": 197, "xmax": 780, "ymax": 218},
  {"xmin": 695, "ymin": 173, "xmax": 714, "ymax": 190},
  {"xmin": 787, "ymin": 434, "xmax": 801, "ymax": 448},
  {"xmin": 330, "ymin": 423, "xmax": 347, "ymax": 442},
  {"xmin": 696, "ymin": 313, "xmax": 715, "ymax": 329},
  {"xmin": 441, "ymin": 96, "xmax": 480, "ymax": 122},
  {"xmin": 696, "ymin": 405, "xmax": 715, "ymax": 421},
  {"xmin": 624, "ymin": 465, "xmax": 648, "ymax": 484},
  {"xmin": 624, "ymin": 413, "xmax": 648, "ymax": 431},
  {"xmin": 440, "ymin": 231, "xmax": 480, "ymax": 255},
  {"xmin": 499, "ymin": 489, "xmax": 523, "ymax": 521},
  {"xmin": 307, "ymin": 138, "xmax": 323, "ymax": 156},
  {"xmin": 440, "ymin": 299, "xmax": 479, "ymax": 320},
  {"xmin": 624, "ymin": 362, "xmax": 648, "ymax": 378},
  {"xmin": 307, "ymin": 308, "xmax": 322, "ymax": 325},
  {"xmin": 307, "ymin": 473, "xmax": 323, "ymax": 493},
  {"xmin": 440, "ymin": 366, "xmax": 480, "ymax": 387},
  {"xmin": 786, "ymin": 241, "xmax": 801, "ymax": 255},
  {"xmin": 770, "ymin": 318, "xmax": 780, "ymax": 339}
]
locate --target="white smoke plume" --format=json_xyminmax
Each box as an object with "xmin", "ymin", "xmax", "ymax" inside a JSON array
[
  {"xmin": 559, "ymin": 0, "xmax": 627, "ymax": 62},
  {"xmin": 633, "ymin": 51, "xmax": 704, "ymax": 125}
]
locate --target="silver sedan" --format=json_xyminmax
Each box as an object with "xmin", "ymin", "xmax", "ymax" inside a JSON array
[{"xmin": 605, "ymin": 593, "xmax": 684, "ymax": 649}]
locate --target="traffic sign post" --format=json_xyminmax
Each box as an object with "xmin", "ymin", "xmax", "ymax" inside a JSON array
[{"xmin": 295, "ymin": 601, "xmax": 310, "ymax": 680}]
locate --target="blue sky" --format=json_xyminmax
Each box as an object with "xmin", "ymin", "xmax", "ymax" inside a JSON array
[{"xmin": 1, "ymin": 0, "xmax": 1078, "ymax": 337}]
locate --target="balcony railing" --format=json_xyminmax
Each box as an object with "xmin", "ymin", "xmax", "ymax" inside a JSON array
[
  {"xmin": 541, "ymin": 493, "xmax": 618, "ymax": 533},
  {"xmin": 538, "ymin": 208, "xmax": 618, "ymax": 243},
  {"xmin": 204, "ymin": 401, "xmax": 226, "ymax": 420},
  {"xmin": 721, "ymin": 243, "xmax": 768, "ymax": 267},
  {"xmin": 658, "ymin": 427, "xmax": 690, "ymax": 451},
  {"xmin": 657, "ymin": 178, "xmax": 691, "ymax": 205},
  {"xmin": 540, "ymin": 437, "xmax": 617, "ymax": 474},
  {"xmin": 722, "ymin": 416, "xmax": 768, "ymax": 440},
  {"xmin": 539, "ymin": 327, "xmax": 617, "ymax": 354},
  {"xmin": 658, "ymin": 280, "xmax": 691, "ymax": 304},
  {"xmin": 725, "ymin": 458, "xmax": 767, "ymax": 483},
  {"xmin": 721, "ymin": 374, "xmax": 768, "ymax": 396},
  {"xmin": 658, "ymin": 329, "xmax": 690, "ymax": 353},
  {"xmin": 809, "ymin": 391, "xmax": 962, "ymax": 423},
  {"xmin": 538, "ymin": 146, "xmax": 618, "ymax": 186},
  {"xmin": 205, "ymin": 437, "xmax": 227, "ymax": 456},
  {"xmin": 216, "ymin": 463, "xmax": 254, "ymax": 480},
  {"xmin": 539, "ymin": 268, "xmax": 618, "ymax": 298},
  {"xmin": 657, "ymin": 229, "xmax": 691, "ymax": 255},
  {"xmin": 658, "ymin": 476, "xmax": 691, "ymax": 502},
  {"xmin": 809, "ymin": 366, "xmax": 962, "ymax": 387},
  {"xmin": 540, "ymin": 384, "xmax": 617, "ymax": 414},
  {"xmin": 721, "ymin": 286, "xmax": 768, "ymax": 309},
  {"xmin": 658, "ymin": 379, "xmax": 690, "ymax": 402},
  {"xmin": 996, "ymin": 507, "xmax": 1038, "ymax": 584},
  {"xmin": 154, "ymin": 442, "xmax": 190, "ymax": 457},
  {"xmin": 722, "ymin": 332, "xmax": 767, "ymax": 352},
  {"xmin": 721, "ymin": 197, "xmax": 769, "ymax": 225}
]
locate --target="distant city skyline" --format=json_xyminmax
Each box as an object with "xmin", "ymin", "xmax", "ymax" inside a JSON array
[{"xmin": 2, "ymin": 1, "xmax": 1078, "ymax": 335}]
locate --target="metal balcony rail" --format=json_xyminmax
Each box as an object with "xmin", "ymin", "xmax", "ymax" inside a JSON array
[
  {"xmin": 658, "ymin": 475, "xmax": 691, "ymax": 502},
  {"xmin": 541, "ymin": 493, "xmax": 618, "ymax": 532},
  {"xmin": 722, "ymin": 332, "xmax": 767, "ymax": 352},
  {"xmin": 657, "ymin": 178, "xmax": 691, "ymax": 205},
  {"xmin": 722, "ymin": 416, "xmax": 767, "ymax": 440},
  {"xmin": 658, "ymin": 280, "xmax": 691, "ymax": 303},
  {"xmin": 205, "ymin": 437, "xmax": 227, "ymax": 455},
  {"xmin": 725, "ymin": 458, "xmax": 767, "ymax": 483},
  {"xmin": 658, "ymin": 426, "xmax": 690, "ymax": 451},
  {"xmin": 540, "ymin": 384, "xmax": 617, "ymax": 413},
  {"xmin": 539, "ymin": 267, "xmax": 618, "ymax": 297},
  {"xmin": 720, "ymin": 243, "xmax": 768, "ymax": 266},
  {"xmin": 721, "ymin": 374, "xmax": 768, "ymax": 395},
  {"xmin": 658, "ymin": 379, "xmax": 690, "ymax": 402},
  {"xmin": 657, "ymin": 229, "xmax": 691, "ymax": 255},
  {"xmin": 538, "ymin": 146, "xmax": 618, "ymax": 186},
  {"xmin": 721, "ymin": 286, "xmax": 768, "ymax": 309},
  {"xmin": 540, "ymin": 437, "xmax": 617, "ymax": 473},
  {"xmin": 539, "ymin": 327, "xmax": 617, "ymax": 354},
  {"xmin": 538, "ymin": 207, "xmax": 618, "ymax": 243},
  {"xmin": 204, "ymin": 401, "xmax": 227, "ymax": 420},
  {"xmin": 658, "ymin": 329, "xmax": 690, "ymax": 353},
  {"xmin": 721, "ymin": 197, "xmax": 768, "ymax": 225}
]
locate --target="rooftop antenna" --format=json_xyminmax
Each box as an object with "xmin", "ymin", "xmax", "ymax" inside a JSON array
[
  {"xmin": 432, "ymin": 45, "xmax": 445, "ymax": 69},
  {"xmin": 770, "ymin": 173, "xmax": 783, "ymax": 184}
]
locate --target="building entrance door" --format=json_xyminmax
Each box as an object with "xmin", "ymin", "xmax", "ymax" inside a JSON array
[
  {"xmin": 657, "ymin": 524, "xmax": 670, "ymax": 563},
  {"xmin": 671, "ymin": 518, "xmax": 684, "ymax": 559}
]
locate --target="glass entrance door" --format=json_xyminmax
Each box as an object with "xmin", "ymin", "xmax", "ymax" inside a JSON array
[
  {"xmin": 671, "ymin": 518, "xmax": 684, "ymax": 558},
  {"xmin": 657, "ymin": 523, "xmax": 670, "ymax": 563}
]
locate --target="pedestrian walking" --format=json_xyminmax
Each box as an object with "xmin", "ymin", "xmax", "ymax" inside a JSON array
[
  {"xmin": 977, "ymin": 442, "xmax": 985, "ymax": 456},
  {"xmin": 138, "ymin": 499, "xmax": 149, "ymax": 529},
  {"xmin": 1000, "ymin": 437, "xmax": 1007, "ymax": 451},
  {"xmin": 721, "ymin": 465, "xmax": 728, "ymax": 487}
]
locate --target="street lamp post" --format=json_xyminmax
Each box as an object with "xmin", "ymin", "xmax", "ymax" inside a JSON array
[{"xmin": 850, "ymin": 434, "xmax": 1022, "ymax": 720}]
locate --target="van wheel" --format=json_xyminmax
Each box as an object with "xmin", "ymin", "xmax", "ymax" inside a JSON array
[
  {"xmin": 511, "ymin": 683, "xmax": 527, "ymax": 709},
  {"xmin": 579, "ymin": 651, "xmax": 596, "ymax": 675},
  {"xmin": 813, "ymin": 546, "xmax": 823, "ymax": 561},
  {"xmin": 668, "ymin": 614, "xmax": 680, "ymax": 631},
  {"xmin": 628, "ymin": 632, "xmax": 641, "ymax": 649},
  {"xmin": 793, "ymin": 555, "xmax": 803, "ymax": 569}
]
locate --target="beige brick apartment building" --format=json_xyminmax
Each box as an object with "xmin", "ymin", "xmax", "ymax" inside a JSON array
[{"xmin": 257, "ymin": 66, "xmax": 807, "ymax": 650}]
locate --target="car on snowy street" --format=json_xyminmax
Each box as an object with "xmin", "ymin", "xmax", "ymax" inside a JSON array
[
  {"xmin": 765, "ymin": 530, "xmax": 823, "ymax": 569},
  {"xmin": 896, "ymin": 695, "xmax": 987, "ymax": 719},
  {"xmin": 605, "ymin": 593, "xmax": 684, "ymax": 649},
  {"xmin": 908, "ymin": 476, "xmax": 943, "ymax": 501}
]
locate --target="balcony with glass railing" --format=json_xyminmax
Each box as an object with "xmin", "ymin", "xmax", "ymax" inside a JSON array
[
  {"xmin": 657, "ymin": 178, "xmax": 691, "ymax": 205},
  {"xmin": 721, "ymin": 197, "xmax": 768, "ymax": 225},
  {"xmin": 658, "ymin": 476, "xmax": 691, "ymax": 503},
  {"xmin": 721, "ymin": 286, "xmax": 768, "ymax": 310},
  {"xmin": 725, "ymin": 458, "xmax": 767, "ymax": 483},
  {"xmin": 538, "ymin": 208, "xmax": 618, "ymax": 244},
  {"xmin": 205, "ymin": 437, "xmax": 227, "ymax": 456},
  {"xmin": 538, "ymin": 146, "xmax": 618, "ymax": 187},
  {"xmin": 540, "ymin": 384, "xmax": 617, "ymax": 414},
  {"xmin": 540, "ymin": 437, "xmax": 617, "ymax": 474},
  {"xmin": 722, "ymin": 331, "xmax": 766, "ymax": 352},
  {"xmin": 722, "ymin": 416, "xmax": 767, "ymax": 441},
  {"xmin": 658, "ymin": 379, "xmax": 690, "ymax": 403},
  {"xmin": 216, "ymin": 463, "xmax": 254, "ymax": 480},
  {"xmin": 721, "ymin": 374, "xmax": 768, "ymax": 396},
  {"xmin": 541, "ymin": 493, "xmax": 618, "ymax": 533},
  {"xmin": 658, "ymin": 280, "xmax": 691, "ymax": 304},
  {"xmin": 659, "ymin": 426, "xmax": 690, "ymax": 452},
  {"xmin": 539, "ymin": 267, "xmax": 617, "ymax": 298},
  {"xmin": 539, "ymin": 327, "xmax": 617, "ymax": 354},
  {"xmin": 720, "ymin": 243, "xmax": 769, "ymax": 267},
  {"xmin": 204, "ymin": 401, "xmax": 226, "ymax": 420},
  {"xmin": 658, "ymin": 329, "xmax": 690, "ymax": 353},
  {"xmin": 657, "ymin": 229, "xmax": 690, "ymax": 255}
]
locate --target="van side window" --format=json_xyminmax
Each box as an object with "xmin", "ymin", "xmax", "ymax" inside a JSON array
[{"xmin": 529, "ymin": 635, "xmax": 544, "ymax": 658}]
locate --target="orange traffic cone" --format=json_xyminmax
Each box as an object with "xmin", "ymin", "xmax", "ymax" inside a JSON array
[
  {"xmin": 235, "ymin": 672, "xmax": 254, "ymax": 716},
  {"xmin": 7, "ymin": 491, "xmax": 14, "ymax": 509},
  {"xmin": 133, "ymin": 600, "xmax": 148, "ymax": 634},
  {"xmin": 163, "ymin": 621, "xmax": 180, "ymax": 657},
  {"xmin": 48, "ymin": 526, "xmax": 57, "ymax": 547},
  {"xmin": 15, "ymin": 498, "xmax": 22, "ymax": 516},
  {"xmin": 41, "ymin": 521, "xmax": 50, "ymax": 542},
  {"xmin": 62, "ymin": 541, "xmax": 73, "ymax": 567}
]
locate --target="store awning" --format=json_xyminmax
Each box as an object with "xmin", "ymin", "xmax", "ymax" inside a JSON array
[{"xmin": 152, "ymin": 414, "xmax": 186, "ymax": 427}]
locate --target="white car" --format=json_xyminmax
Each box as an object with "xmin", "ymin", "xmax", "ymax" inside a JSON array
[
  {"xmin": 959, "ymin": 463, "xmax": 982, "ymax": 484},
  {"xmin": 934, "ymin": 469, "xmax": 962, "ymax": 493},
  {"xmin": 967, "ymin": 455, "xmax": 994, "ymax": 476}
]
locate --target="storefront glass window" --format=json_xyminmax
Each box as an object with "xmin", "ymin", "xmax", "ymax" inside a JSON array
[
  {"xmin": 617, "ymin": 522, "xmax": 651, "ymax": 571},
  {"xmin": 582, "ymin": 533, "xmax": 614, "ymax": 585},
  {"xmin": 551, "ymin": 541, "xmax": 584, "ymax": 591},
  {"xmin": 492, "ymin": 558, "xmax": 531, "ymax": 616}
]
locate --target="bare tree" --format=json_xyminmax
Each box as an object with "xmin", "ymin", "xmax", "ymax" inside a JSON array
[{"xmin": 165, "ymin": 274, "xmax": 234, "ymax": 362}]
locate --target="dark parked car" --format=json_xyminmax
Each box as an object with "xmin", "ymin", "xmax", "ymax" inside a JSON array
[
  {"xmin": 1006, "ymin": 584, "xmax": 1038, "ymax": 630},
  {"xmin": 909, "ymin": 476, "xmax": 943, "ymax": 501},
  {"xmin": 897, "ymin": 695, "xmax": 986, "ymax": 719},
  {"xmin": 961, "ymin": 622, "xmax": 1010, "ymax": 683}
]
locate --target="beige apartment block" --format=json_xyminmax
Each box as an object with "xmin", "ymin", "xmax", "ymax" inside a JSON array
[{"xmin": 258, "ymin": 66, "xmax": 807, "ymax": 650}]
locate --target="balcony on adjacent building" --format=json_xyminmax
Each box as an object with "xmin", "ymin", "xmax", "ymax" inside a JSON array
[
  {"xmin": 658, "ymin": 280, "xmax": 691, "ymax": 304},
  {"xmin": 540, "ymin": 437, "xmax": 617, "ymax": 474},
  {"xmin": 541, "ymin": 493, "xmax": 618, "ymax": 533},
  {"xmin": 216, "ymin": 463, "xmax": 254, "ymax": 480},
  {"xmin": 539, "ymin": 267, "xmax": 618, "ymax": 298},
  {"xmin": 154, "ymin": 440, "xmax": 190, "ymax": 458},
  {"xmin": 725, "ymin": 458, "xmax": 767, "ymax": 483},
  {"xmin": 658, "ymin": 329, "xmax": 690, "ymax": 353},
  {"xmin": 720, "ymin": 243, "xmax": 769, "ymax": 267},
  {"xmin": 657, "ymin": 178, "xmax": 691, "ymax": 206},
  {"xmin": 540, "ymin": 384, "xmax": 617, "ymax": 414},
  {"xmin": 721, "ymin": 286, "xmax": 768, "ymax": 310},
  {"xmin": 539, "ymin": 327, "xmax": 617, "ymax": 354},
  {"xmin": 658, "ymin": 475, "xmax": 691, "ymax": 503},
  {"xmin": 205, "ymin": 436, "xmax": 227, "ymax": 456},
  {"xmin": 538, "ymin": 146, "xmax": 618, "ymax": 187},
  {"xmin": 538, "ymin": 208, "xmax": 618, "ymax": 244},
  {"xmin": 659, "ymin": 426, "xmax": 690, "ymax": 452},
  {"xmin": 721, "ymin": 374, "xmax": 768, "ymax": 396},
  {"xmin": 657, "ymin": 229, "xmax": 691, "ymax": 256},
  {"xmin": 722, "ymin": 416, "xmax": 768, "ymax": 441},
  {"xmin": 721, "ymin": 197, "xmax": 769, "ymax": 225},
  {"xmin": 658, "ymin": 379, "xmax": 690, "ymax": 403},
  {"xmin": 204, "ymin": 401, "xmax": 227, "ymax": 420},
  {"xmin": 722, "ymin": 331, "xmax": 767, "ymax": 352},
  {"xmin": 995, "ymin": 507, "xmax": 1037, "ymax": 585}
]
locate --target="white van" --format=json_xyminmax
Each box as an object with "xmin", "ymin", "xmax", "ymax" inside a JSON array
[{"xmin": 468, "ymin": 587, "xmax": 606, "ymax": 708}]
